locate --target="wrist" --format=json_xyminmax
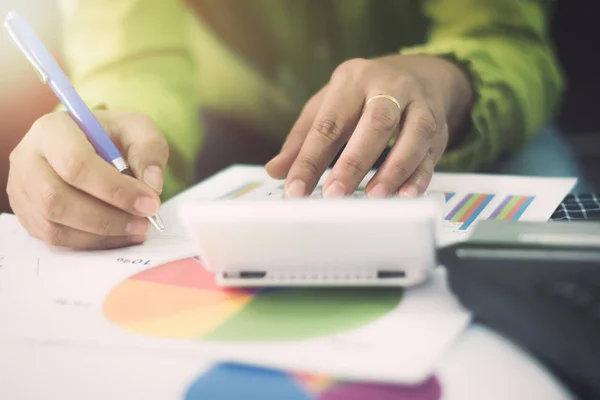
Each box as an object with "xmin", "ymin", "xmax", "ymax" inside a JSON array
[{"xmin": 433, "ymin": 55, "xmax": 475, "ymax": 144}]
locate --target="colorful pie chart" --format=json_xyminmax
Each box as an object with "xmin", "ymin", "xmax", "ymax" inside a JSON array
[
  {"xmin": 185, "ymin": 363, "xmax": 442, "ymax": 400},
  {"xmin": 103, "ymin": 258, "xmax": 403, "ymax": 341}
]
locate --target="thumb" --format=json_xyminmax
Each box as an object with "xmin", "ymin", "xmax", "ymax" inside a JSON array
[{"xmin": 105, "ymin": 112, "xmax": 169, "ymax": 195}]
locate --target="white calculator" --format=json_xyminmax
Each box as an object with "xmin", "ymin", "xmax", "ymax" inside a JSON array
[{"xmin": 179, "ymin": 181, "xmax": 444, "ymax": 287}]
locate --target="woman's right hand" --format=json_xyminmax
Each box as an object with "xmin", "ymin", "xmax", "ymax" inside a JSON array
[{"xmin": 7, "ymin": 110, "xmax": 168, "ymax": 250}]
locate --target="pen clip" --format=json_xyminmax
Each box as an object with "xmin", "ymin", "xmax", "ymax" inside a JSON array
[{"xmin": 3, "ymin": 11, "xmax": 48, "ymax": 83}]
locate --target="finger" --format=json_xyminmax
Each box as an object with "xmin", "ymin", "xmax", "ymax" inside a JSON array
[
  {"xmin": 398, "ymin": 122, "xmax": 448, "ymax": 197},
  {"xmin": 366, "ymin": 101, "xmax": 440, "ymax": 197},
  {"xmin": 284, "ymin": 83, "xmax": 363, "ymax": 197},
  {"xmin": 398, "ymin": 149, "xmax": 436, "ymax": 197},
  {"xmin": 8, "ymin": 167, "xmax": 140, "ymax": 250},
  {"xmin": 12, "ymin": 184, "xmax": 145, "ymax": 250},
  {"xmin": 32, "ymin": 218, "xmax": 146, "ymax": 250},
  {"xmin": 21, "ymin": 154, "xmax": 150, "ymax": 237},
  {"xmin": 266, "ymin": 89, "xmax": 326, "ymax": 179},
  {"xmin": 106, "ymin": 112, "xmax": 169, "ymax": 194},
  {"xmin": 38, "ymin": 113, "xmax": 161, "ymax": 217},
  {"xmin": 323, "ymin": 94, "xmax": 404, "ymax": 197},
  {"xmin": 10, "ymin": 166, "xmax": 146, "ymax": 249}
]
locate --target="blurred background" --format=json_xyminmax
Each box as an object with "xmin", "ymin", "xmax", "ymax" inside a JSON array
[
  {"xmin": 0, "ymin": 0, "xmax": 61, "ymax": 213},
  {"xmin": 0, "ymin": 0, "xmax": 599, "ymax": 213}
]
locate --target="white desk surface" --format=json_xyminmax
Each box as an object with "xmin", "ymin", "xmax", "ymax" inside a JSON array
[{"xmin": 0, "ymin": 166, "xmax": 575, "ymax": 399}]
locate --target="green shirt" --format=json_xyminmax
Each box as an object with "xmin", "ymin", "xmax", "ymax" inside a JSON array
[{"xmin": 57, "ymin": 0, "xmax": 563, "ymax": 199}]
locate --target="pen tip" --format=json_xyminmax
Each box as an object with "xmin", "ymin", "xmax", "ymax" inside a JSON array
[{"xmin": 147, "ymin": 215, "xmax": 167, "ymax": 235}]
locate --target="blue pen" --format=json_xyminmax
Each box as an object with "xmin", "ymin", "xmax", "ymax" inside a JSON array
[{"xmin": 4, "ymin": 11, "xmax": 166, "ymax": 234}]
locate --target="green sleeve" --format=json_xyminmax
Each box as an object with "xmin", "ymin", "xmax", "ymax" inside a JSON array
[
  {"xmin": 57, "ymin": 0, "xmax": 200, "ymax": 199},
  {"xmin": 401, "ymin": 0, "xmax": 564, "ymax": 171}
]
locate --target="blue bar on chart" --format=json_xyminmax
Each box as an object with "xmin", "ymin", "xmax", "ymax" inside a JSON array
[
  {"xmin": 445, "ymin": 193, "xmax": 495, "ymax": 231},
  {"xmin": 488, "ymin": 195, "xmax": 535, "ymax": 221}
]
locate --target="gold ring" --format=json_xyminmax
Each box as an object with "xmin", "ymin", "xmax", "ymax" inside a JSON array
[{"xmin": 365, "ymin": 94, "xmax": 402, "ymax": 112}]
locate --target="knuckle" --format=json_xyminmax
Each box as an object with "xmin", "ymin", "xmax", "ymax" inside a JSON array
[
  {"xmin": 95, "ymin": 215, "xmax": 115, "ymax": 236},
  {"xmin": 341, "ymin": 154, "xmax": 368, "ymax": 177},
  {"xmin": 39, "ymin": 184, "xmax": 64, "ymax": 221},
  {"xmin": 314, "ymin": 117, "xmax": 344, "ymax": 144},
  {"xmin": 413, "ymin": 112, "xmax": 438, "ymax": 141},
  {"xmin": 427, "ymin": 147, "xmax": 436, "ymax": 160},
  {"xmin": 154, "ymin": 136, "xmax": 170, "ymax": 158},
  {"xmin": 58, "ymin": 155, "xmax": 86, "ymax": 185},
  {"xmin": 390, "ymin": 162, "xmax": 411, "ymax": 181},
  {"xmin": 129, "ymin": 114, "xmax": 169, "ymax": 158},
  {"xmin": 41, "ymin": 222, "xmax": 64, "ymax": 246},
  {"xmin": 413, "ymin": 164, "xmax": 431, "ymax": 180},
  {"xmin": 368, "ymin": 105, "xmax": 399, "ymax": 133},
  {"xmin": 305, "ymin": 92, "xmax": 322, "ymax": 111},
  {"xmin": 296, "ymin": 157, "xmax": 321, "ymax": 178},
  {"xmin": 333, "ymin": 58, "xmax": 370, "ymax": 80},
  {"xmin": 30, "ymin": 113, "xmax": 53, "ymax": 133},
  {"xmin": 133, "ymin": 112, "xmax": 154, "ymax": 125},
  {"xmin": 133, "ymin": 113, "xmax": 159, "ymax": 133},
  {"xmin": 32, "ymin": 113, "xmax": 66, "ymax": 137},
  {"xmin": 395, "ymin": 74, "xmax": 417, "ymax": 89},
  {"xmin": 107, "ymin": 184, "xmax": 130, "ymax": 209}
]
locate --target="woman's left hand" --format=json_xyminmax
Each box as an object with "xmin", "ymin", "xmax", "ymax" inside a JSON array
[{"xmin": 266, "ymin": 54, "xmax": 474, "ymax": 198}]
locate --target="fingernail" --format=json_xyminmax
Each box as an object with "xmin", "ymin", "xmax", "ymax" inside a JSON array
[
  {"xmin": 285, "ymin": 180, "xmax": 306, "ymax": 198},
  {"xmin": 134, "ymin": 197, "xmax": 159, "ymax": 215},
  {"xmin": 128, "ymin": 235, "xmax": 147, "ymax": 244},
  {"xmin": 399, "ymin": 185, "xmax": 418, "ymax": 198},
  {"xmin": 323, "ymin": 180, "xmax": 347, "ymax": 198},
  {"xmin": 368, "ymin": 183, "xmax": 389, "ymax": 198},
  {"xmin": 126, "ymin": 219, "xmax": 149, "ymax": 235},
  {"xmin": 143, "ymin": 166, "xmax": 163, "ymax": 193}
]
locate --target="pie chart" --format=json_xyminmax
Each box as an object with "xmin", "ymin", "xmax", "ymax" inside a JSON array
[
  {"xmin": 103, "ymin": 258, "xmax": 403, "ymax": 341},
  {"xmin": 185, "ymin": 363, "xmax": 442, "ymax": 400}
]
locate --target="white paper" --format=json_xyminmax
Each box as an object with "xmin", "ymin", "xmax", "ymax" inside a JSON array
[
  {"xmin": 0, "ymin": 338, "xmax": 212, "ymax": 400},
  {"xmin": 0, "ymin": 224, "xmax": 469, "ymax": 383},
  {"xmin": 0, "ymin": 165, "xmax": 575, "ymax": 387}
]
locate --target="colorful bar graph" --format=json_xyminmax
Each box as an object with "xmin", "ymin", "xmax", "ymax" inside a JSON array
[
  {"xmin": 221, "ymin": 182, "xmax": 263, "ymax": 199},
  {"xmin": 451, "ymin": 195, "xmax": 479, "ymax": 223},
  {"xmin": 489, "ymin": 195, "xmax": 535, "ymax": 221},
  {"xmin": 446, "ymin": 193, "xmax": 473, "ymax": 220},
  {"xmin": 460, "ymin": 194, "xmax": 494, "ymax": 230},
  {"xmin": 488, "ymin": 195, "xmax": 511, "ymax": 219},
  {"xmin": 445, "ymin": 193, "xmax": 495, "ymax": 231}
]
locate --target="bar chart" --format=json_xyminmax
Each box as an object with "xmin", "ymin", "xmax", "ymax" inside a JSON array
[
  {"xmin": 444, "ymin": 193, "xmax": 495, "ymax": 231},
  {"xmin": 488, "ymin": 195, "xmax": 536, "ymax": 221},
  {"xmin": 442, "ymin": 192, "xmax": 536, "ymax": 231}
]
